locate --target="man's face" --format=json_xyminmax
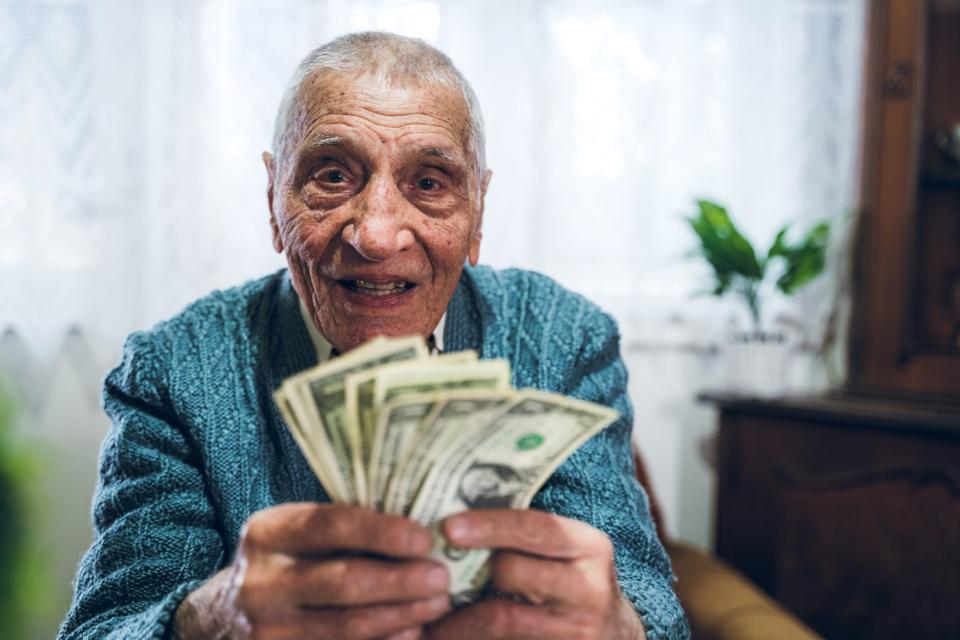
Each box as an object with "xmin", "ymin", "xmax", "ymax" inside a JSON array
[{"xmin": 265, "ymin": 72, "xmax": 490, "ymax": 352}]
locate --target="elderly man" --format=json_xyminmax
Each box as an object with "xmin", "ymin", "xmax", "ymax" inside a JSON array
[{"xmin": 59, "ymin": 32, "xmax": 688, "ymax": 640}]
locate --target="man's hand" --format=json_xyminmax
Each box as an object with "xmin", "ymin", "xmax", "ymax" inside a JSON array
[
  {"xmin": 173, "ymin": 503, "xmax": 450, "ymax": 639},
  {"xmin": 424, "ymin": 510, "xmax": 647, "ymax": 640}
]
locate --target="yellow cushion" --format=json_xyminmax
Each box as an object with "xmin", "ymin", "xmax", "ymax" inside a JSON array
[{"xmin": 667, "ymin": 541, "xmax": 821, "ymax": 640}]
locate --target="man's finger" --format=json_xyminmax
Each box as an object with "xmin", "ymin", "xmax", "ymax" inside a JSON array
[
  {"xmin": 442, "ymin": 509, "xmax": 610, "ymax": 559},
  {"xmin": 382, "ymin": 627, "xmax": 422, "ymax": 640},
  {"xmin": 253, "ymin": 597, "xmax": 446, "ymax": 640},
  {"xmin": 271, "ymin": 557, "xmax": 449, "ymax": 607},
  {"xmin": 423, "ymin": 598, "xmax": 577, "ymax": 640},
  {"xmin": 302, "ymin": 595, "xmax": 449, "ymax": 639},
  {"xmin": 487, "ymin": 551, "xmax": 603, "ymax": 608},
  {"xmin": 243, "ymin": 503, "xmax": 433, "ymax": 557}
]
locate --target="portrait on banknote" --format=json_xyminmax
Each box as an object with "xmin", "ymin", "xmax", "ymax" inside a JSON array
[{"xmin": 456, "ymin": 462, "xmax": 524, "ymax": 509}]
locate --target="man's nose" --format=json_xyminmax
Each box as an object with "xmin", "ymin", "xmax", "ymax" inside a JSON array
[{"xmin": 342, "ymin": 176, "xmax": 415, "ymax": 262}]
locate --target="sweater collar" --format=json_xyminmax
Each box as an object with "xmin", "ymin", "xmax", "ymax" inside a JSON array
[
  {"xmin": 442, "ymin": 264, "xmax": 484, "ymax": 355},
  {"xmin": 272, "ymin": 271, "xmax": 320, "ymax": 381}
]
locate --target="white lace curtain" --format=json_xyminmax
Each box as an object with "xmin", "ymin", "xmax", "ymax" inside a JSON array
[
  {"xmin": 1, "ymin": 0, "xmax": 865, "ymax": 393},
  {"xmin": 0, "ymin": 1, "xmax": 865, "ymax": 632}
]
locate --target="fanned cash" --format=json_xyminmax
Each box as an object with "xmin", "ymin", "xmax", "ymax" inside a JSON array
[
  {"xmin": 273, "ymin": 335, "xmax": 618, "ymax": 605},
  {"xmin": 407, "ymin": 390, "xmax": 618, "ymax": 604},
  {"xmin": 278, "ymin": 337, "xmax": 427, "ymax": 504}
]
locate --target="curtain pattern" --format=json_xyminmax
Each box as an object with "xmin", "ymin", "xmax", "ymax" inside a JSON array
[
  {"xmin": 1, "ymin": 0, "xmax": 865, "ymax": 407},
  {"xmin": 1, "ymin": 0, "xmax": 865, "ymax": 403}
]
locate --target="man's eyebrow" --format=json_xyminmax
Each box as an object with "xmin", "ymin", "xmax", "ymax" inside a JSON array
[
  {"xmin": 299, "ymin": 134, "xmax": 346, "ymax": 153},
  {"xmin": 419, "ymin": 147, "xmax": 460, "ymax": 163}
]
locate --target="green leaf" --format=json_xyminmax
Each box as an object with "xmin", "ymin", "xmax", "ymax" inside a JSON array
[
  {"xmin": 686, "ymin": 200, "xmax": 764, "ymax": 297},
  {"xmin": 767, "ymin": 220, "xmax": 831, "ymax": 294},
  {"xmin": 687, "ymin": 199, "xmax": 833, "ymax": 313},
  {"xmin": 767, "ymin": 224, "xmax": 791, "ymax": 259}
]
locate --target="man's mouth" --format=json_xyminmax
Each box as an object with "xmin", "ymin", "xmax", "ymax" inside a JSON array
[{"xmin": 338, "ymin": 279, "xmax": 416, "ymax": 297}]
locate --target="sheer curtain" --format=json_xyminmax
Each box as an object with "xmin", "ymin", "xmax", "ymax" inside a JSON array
[{"xmin": 0, "ymin": 0, "xmax": 865, "ymax": 632}]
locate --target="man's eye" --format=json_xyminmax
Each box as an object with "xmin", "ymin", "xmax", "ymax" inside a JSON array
[
  {"xmin": 322, "ymin": 170, "xmax": 346, "ymax": 184},
  {"xmin": 418, "ymin": 177, "xmax": 439, "ymax": 191}
]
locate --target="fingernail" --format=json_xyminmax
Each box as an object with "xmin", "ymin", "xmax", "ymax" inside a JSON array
[
  {"xmin": 427, "ymin": 594, "xmax": 451, "ymax": 613},
  {"xmin": 427, "ymin": 566, "xmax": 449, "ymax": 591}
]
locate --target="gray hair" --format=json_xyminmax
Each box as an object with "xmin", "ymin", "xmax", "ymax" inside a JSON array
[{"xmin": 271, "ymin": 32, "xmax": 486, "ymax": 177}]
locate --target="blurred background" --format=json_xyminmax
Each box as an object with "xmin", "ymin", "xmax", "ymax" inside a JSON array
[{"xmin": 9, "ymin": 0, "xmax": 957, "ymax": 638}]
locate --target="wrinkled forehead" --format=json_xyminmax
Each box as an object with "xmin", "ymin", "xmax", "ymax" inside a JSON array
[{"xmin": 285, "ymin": 68, "xmax": 474, "ymax": 159}]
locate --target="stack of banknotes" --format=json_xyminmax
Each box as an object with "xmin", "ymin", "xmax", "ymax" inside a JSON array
[{"xmin": 273, "ymin": 335, "xmax": 618, "ymax": 604}]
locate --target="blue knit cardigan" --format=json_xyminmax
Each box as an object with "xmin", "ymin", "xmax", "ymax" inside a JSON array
[{"xmin": 59, "ymin": 266, "xmax": 690, "ymax": 639}]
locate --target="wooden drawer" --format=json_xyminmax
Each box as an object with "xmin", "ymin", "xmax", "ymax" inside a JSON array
[{"xmin": 712, "ymin": 395, "xmax": 960, "ymax": 639}]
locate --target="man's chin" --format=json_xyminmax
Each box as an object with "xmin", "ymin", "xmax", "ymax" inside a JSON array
[{"xmin": 331, "ymin": 320, "xmax": 434, "ymax": 354}]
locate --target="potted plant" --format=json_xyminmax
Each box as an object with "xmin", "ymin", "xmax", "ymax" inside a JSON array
[{"xmin": 687, "ymin": 199, "xmax": 831, "ymax": 395}]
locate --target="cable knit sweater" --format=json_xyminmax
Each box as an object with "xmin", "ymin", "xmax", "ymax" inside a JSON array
[{"xmin": 58, "ymin": 265, "xmax": 690, "ymax": 640}]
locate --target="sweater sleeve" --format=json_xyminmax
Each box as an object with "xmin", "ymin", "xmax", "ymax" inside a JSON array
[
  {"xmin": 58, "ymin": 332, "xmax": 225, "ymax": 640},
  {"xmin": 529, "ymin": 311, "xmax": 691, "ymax": 640}
]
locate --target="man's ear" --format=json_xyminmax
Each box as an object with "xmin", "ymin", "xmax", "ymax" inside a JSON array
[
  {"xmin": 468, "ymin": 169, "xmax": 493, "ymax": 266},
  {"xmin": 480, "ymin": 168, "xmax": 492, "ymax": 198},
  {"xmin": 262, "ymin": 151, "xmax": 283, "ymax": 253},
  {"xmin": 468, "ymin": 229, "xmax": 483, "ymax": 266}
]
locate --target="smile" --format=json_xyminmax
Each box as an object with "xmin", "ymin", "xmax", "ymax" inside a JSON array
[{"xmin": 339, "ymin": 279, "xmax": 416, "ymax": 297}]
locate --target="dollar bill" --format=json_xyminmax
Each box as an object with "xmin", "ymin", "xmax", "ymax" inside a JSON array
[
  {"xmin": 343, "ymin": 351, "xmax": 481, "ymax": 504},
  {"xmin": 370, "ymin": 352, "xmax": 489, "ymax": 409},
  {"xmin": 406, "ymin": 390, "xmax": 618, "ymax": 605},
  {"xmin": 281, "ymin": 336, "xmax": 427, "ymax": 504},
  {"xmin": 365, "ymin": 394, "xmax": 441, "ymax": 512},
  {"xmin": 383, "ymin": 392, "xmax": 511, "ymax": 516},
  {"xmin": 364, "ymin": 359, "xmax": 510, "ymax": 508},
  {"xmin": 273, "ymin": 387, "xmax": 343, "ymax": 502},
  {"xmin": 278, "ymin": 339, "xmax": 390, "ymax": 502}
]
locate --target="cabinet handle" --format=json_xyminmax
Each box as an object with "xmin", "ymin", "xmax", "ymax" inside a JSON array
[{"xmin": 882, "ymin": 62, "xmax": 913, "ymax": 99}]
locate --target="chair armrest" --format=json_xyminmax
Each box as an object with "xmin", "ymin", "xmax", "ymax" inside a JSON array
[{"xmin": 666, "ymin": 541, "xmax": 822, "ymax": 640}]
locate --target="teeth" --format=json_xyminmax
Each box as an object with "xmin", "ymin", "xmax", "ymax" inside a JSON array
[
  {"xmin": 354, "ymin": 280, "xmax": 409, "ymax": 295},
  {"xmin": 356, "ymin": 280, "xmax": 404, "ymax": 290}
]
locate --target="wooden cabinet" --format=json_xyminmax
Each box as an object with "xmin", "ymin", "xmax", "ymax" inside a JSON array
[
  {"xmin": 851, "ymin": 0, "xmax": 960, "ymax": 397},
  {"xmin": 712, "ymin": 395, "xmax": 960, "ymax": 640}
]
